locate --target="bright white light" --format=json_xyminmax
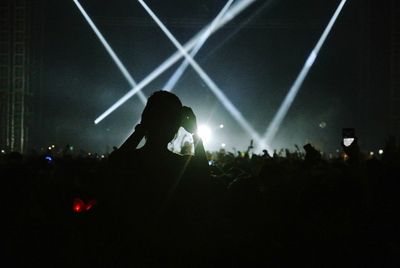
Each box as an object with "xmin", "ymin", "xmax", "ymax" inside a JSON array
[
  {"xmin": 48, "ymin": 147, "xmax": 52, "ymax": 150},
  {"xmin": 305, "ymin": 51, "xmax": 317, "ymax": 68},
  {"xmin": 73, "ymin": 0, "xmax": 147, "ymax": 107},
  {"xmin": 139, "ymin": 0, "xmax": 262, "ymax": 144},
  {"xmin": 343, "ymin": 138, "xmax": 354, "ymax": 147},
  {"xmin": 370, "ymin": 151, "xmax": 374, "ymax": 156},
  {"xmin": 219, "ymin": 124, "xmax": 224, "ymax": 129},
  {"xmin": 221, "ymin": 143, "xmax": 226, "ymax": 147},
  {"xmin": 258, "ymin": 140, "xmax": 269, "ymax": 153},
  {"xmin": 95, "ymin": 0, "xmax": 257, "ymax": 124},
  {"xmin": 163, "ymin": 0, "xmax": 233, "ymax": 92},
  {"xmin": 197, "ymin": 125, "xmax": 212, "ymax": 143},
  {"xmin": 51, "ymin": 145, "xmax": 55, "ymax": 148},
  {"xmin": 319, "ymin": 121, "xmax": 327, "ymax": 128},
  {"xmin": 261, "ymin": 0, "xmax": 347, "ymax": 147},
  {"xmin": 1, "ymin": 149, "xmax": 4, "ymax": 154},
  {"xmin": 378, "ymin": 149, "xmax": 383, "ymax": 155}
]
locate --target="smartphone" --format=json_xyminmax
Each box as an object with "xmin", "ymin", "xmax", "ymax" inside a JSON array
[{"xmin": 342, "ymin": 128, "xmax": 355, "ymax": 147}]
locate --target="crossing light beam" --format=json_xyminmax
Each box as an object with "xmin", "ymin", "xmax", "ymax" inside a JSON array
[
  {"xmin": 163, "ymin": 0, "xmax": 234, "ymax": 92},
  {"xmin": 94, "ymin": 0, "xmax": 258, "ymax": 124},
  {"xmin": 139, "ymin": 0, "xmax": 262, "ymax": 143},
  {"xmin": 73, "ymin": 0, "xmax": 148, "ymax": 107}
]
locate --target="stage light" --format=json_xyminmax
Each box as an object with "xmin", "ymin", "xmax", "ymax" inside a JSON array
[
  {"xmin": 258, "ymin": 140, "xmax": 269, "ymax": 152},
  {"xmin": 163, "ymin": 0, "xmax": 233, "ymax": 92},
  {"xmin": 73, "ymin": 0, "xmax": 147, "ymax": 105},
  {"xmin": 378, "ymin": 149, "xmax": 383, "ymax": 155},
  {"xmin": 139, "ymin": 0, "xmax": 262, "ymax": 144},
  {"xmin": 370, "ymin": 151, "xmax": 374, "ymax": 156},
  {"xmin": 1, "ymin": 149, "xmax": 4, "ymax": 154},
  {"xmin": 48, "ymin": 146, "xmax": 52, "ymax": 150},
  {"xmin": 262, "ymin": 0, "xmax": 347, "ymax": 147},
  {"xmin": 95, "ymin": 0, "xmax": 258, "ymax": 124},
  {"xmin": 197, "ymin": 125, "xmax": 212, "ymax": 143}
]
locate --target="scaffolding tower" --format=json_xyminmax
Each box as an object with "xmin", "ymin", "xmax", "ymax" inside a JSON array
[
  {"xmin": 391, "ymin": 1, "xmax": 400, "ymax": 138},
  {"xmin": 0, "ymin": 0, "xmax": 39, "ymax": 153}
]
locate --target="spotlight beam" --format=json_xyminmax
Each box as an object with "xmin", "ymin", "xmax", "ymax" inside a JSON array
[
  {"xmin": 201, "ymin": 0, "xmax": 276, "ymax": 64},
  {"xmin": 94, "ymin": 0, "xmax": 258, "ymax": 124},
  {"xmin": 73, "ymin": 0, "xmax": 148, "ymax": 105},
  {"xmin": 139, "ymin": 0, "xmax": 262, "ymax": 143},
  {"xmin": 163, "ymin": 0, "xmax": 234, "ymax": 92},
  {"xmin": 262, "ymin": 0, "xmax": 347, "ymax": 146}
]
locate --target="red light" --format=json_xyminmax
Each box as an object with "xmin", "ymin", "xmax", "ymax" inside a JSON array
[
  {"xmin": 73, "ymin": 198, "xmax": 97, "ymax": 213},
  {"xmin": 73, "ymin": 198, "xmax": 84, "ymax": 213}
]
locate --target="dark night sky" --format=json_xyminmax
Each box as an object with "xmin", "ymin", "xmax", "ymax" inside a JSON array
[{"xmin": 37, "ymin": 0, "xmax": 391, "ymax": 153}]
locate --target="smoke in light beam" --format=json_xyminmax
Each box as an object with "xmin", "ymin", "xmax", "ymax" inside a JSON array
[
  {"xmin": 139, "ymin": 0, "xmax": 262, "ymax": 143},
  {"xmin": 94, "ymin": 0, "xmax": 258, "ymax": 124},
  {"xmin": 163, "ymin": 0, "xmax": 234, "ymax": 92},
  {"xmin": 73, "ymin": 0, "xmax": 148, "ymax": 105},
  {"xmin": 262, "ymin": 0, "xmax": 347, "ymax": 147}
]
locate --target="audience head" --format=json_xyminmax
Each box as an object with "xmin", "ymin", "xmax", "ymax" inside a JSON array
[{"xmin": 141, "ymin": 91, "xmax": 183, "ymax": 146}]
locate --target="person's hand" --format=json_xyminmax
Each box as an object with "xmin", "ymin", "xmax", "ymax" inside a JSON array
[
  {"xmin": 180, "ymin": 106, "xmax": 206, "ymax": 160},
  {"xmin": 134, "ymin": 123, "xmax": 146, "ymax": 135},
  {"xmin": 181, "ymin": 106, "xmax": 197, "ymax": 134},
  {"xmin": 117, "ymin": 123, "xmax": 146, "ymax": 153}
]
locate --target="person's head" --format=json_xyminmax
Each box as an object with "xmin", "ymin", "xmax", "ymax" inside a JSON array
[{"xmin": 141, "ymin": 91, "xmax": 182, "ymax": 146}]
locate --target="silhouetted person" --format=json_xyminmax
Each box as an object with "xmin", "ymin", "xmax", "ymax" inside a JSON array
[
  {"xmin": 303, "ymin": 143, "xmax": 321, "ymax": 164},
  {"xmin": 104, "ymin": 91, "xmax": 210, "ymax": 267}
]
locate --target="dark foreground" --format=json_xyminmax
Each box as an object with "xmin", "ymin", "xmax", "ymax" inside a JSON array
[{"xmin": 2, "ymin": 146, "xmax": 400, "ymax": 267}]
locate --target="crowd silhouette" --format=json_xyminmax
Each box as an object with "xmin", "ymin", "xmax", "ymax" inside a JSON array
[{"xmin": 2, "ymin": 91, "xmax": 400, "ymax": 267}]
